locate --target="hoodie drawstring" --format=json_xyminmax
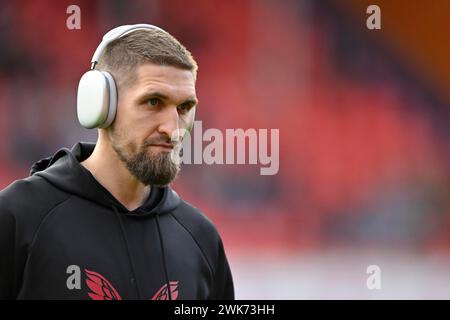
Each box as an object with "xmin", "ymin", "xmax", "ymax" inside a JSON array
[
  {"xmin": 112, "ymin": 206, "xmax": 142, "ymax": 299},
  {"xmin": 155, "ymin": 213, "xmax": 172, "ymax": 300},
  {"xmin": 112, "ymin": 205, "xmax": 172, "ymax": 300}
]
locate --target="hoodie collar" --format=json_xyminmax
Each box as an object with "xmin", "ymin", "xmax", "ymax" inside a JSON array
[{"xmin": 31, "ymin": 142, "xmax": 181, "ymax": 216}]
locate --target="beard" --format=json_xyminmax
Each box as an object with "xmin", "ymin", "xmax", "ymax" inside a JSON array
[{"xmin": 112, "ymin": 133, "xmax": 181, "ymax": 187}]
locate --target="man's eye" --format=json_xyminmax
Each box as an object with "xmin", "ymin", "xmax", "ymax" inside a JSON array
[
  {"xmin": 178, "ymin": 103, "xmax": 192, "ymax": 113},
  {"xmin": 148, "ymin": 98, "xmax": 160, "ymax": 107}
]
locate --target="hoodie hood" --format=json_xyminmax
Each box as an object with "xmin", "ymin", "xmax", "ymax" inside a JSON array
[{"xmin": 30, "ymin": 142, "xmax": 181, "ymax": 216}]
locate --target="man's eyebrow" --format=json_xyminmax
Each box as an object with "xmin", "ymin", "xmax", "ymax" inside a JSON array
[{"xmin": 137, "ymin": 91, "xmax": 198, "ymax": 105}]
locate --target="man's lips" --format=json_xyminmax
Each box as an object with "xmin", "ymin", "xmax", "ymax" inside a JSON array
[{"xmin": 149, "ymin": 143, "xmax": 175, "ymax": 150}]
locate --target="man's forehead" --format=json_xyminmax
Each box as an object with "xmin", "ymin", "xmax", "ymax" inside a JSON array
[{"xmin": 134, "ymin": 63, "xmax": 196, "ymax": 97}]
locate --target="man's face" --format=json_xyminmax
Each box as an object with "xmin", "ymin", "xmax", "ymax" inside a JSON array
[{"xmin": 108, "ymin": 63, "xmax": 197, "ymax": 186}]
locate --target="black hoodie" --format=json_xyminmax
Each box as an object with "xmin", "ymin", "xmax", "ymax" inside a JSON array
[{"xmin": 0, "ymin": 142, "xmax": 234, "ymax": 300}]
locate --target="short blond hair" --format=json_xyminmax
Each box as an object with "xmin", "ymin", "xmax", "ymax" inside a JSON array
[{"xmin": 97, "ymin": 28, "xmax": 198, "ymax": 91}]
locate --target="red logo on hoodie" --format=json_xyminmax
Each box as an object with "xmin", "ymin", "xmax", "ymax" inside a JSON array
[
  {"xmin": 84, "ymin": 269, "xmax": 179, "ymax": 300},
  {"xmin": 151, "ymin": 281, "xmax": 179, "ymax": 300}
]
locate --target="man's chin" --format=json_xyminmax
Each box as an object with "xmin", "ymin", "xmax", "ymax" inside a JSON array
[
  {"xmin": 140, "ymin": 172, "xmax": 179, "ymax": 187},
  {"xmin": 133, "ymin": 161, "xmax": 180, "ymax": 187},
  {"xmin": 114, "ymin": 144, "xmax": 180, "ymax": 187}
]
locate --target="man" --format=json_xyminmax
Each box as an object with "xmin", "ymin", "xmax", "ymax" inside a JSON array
[{"xmin": 0, "ymin": 24, "xmax": 234, "ymax": 300}]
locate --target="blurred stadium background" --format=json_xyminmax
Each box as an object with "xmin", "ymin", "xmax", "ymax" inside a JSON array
[{"xmin": 1, "ymin": 0, "xmax": 450, "ymax": 299}]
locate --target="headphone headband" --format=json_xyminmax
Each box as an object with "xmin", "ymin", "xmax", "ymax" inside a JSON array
[{"xmin": 90, "ymin": 24, "xmax": 166, "ymax": 69}]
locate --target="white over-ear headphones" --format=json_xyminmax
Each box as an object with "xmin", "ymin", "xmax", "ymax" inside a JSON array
[{"xmin": 77, "ymin": 24, "xmax": 166, "ymax": 129}]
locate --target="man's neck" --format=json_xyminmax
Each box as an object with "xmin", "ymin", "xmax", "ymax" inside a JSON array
[{"xmin": 81, "ymin": 140, "xmax": 151, "ymax": 211}]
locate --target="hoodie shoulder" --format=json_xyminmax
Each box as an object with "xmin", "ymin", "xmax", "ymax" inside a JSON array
[
  {"xmin": 0, "ymin": 175, "xmax": 71, "ymax": 227},
  {"xmin": 171, "ymin": 199, "xmax": 222, "ymax": 244}
]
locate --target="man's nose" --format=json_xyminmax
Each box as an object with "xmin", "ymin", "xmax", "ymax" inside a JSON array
[{"xmin": 157, "ymin": 106, "xmax": 181, "ymax": 142}]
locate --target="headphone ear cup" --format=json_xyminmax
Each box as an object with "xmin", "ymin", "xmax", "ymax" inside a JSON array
[
  {"xmin": 99, "ymin": 71, "xmax": 117, "ymax": 129},
  {"xmin": 77, "ymin": 70, "xmax": 118, "ymax": 129},
  {"xmin": 77, "ymin": 70, "xmax": 110, "ymax": 129}
]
